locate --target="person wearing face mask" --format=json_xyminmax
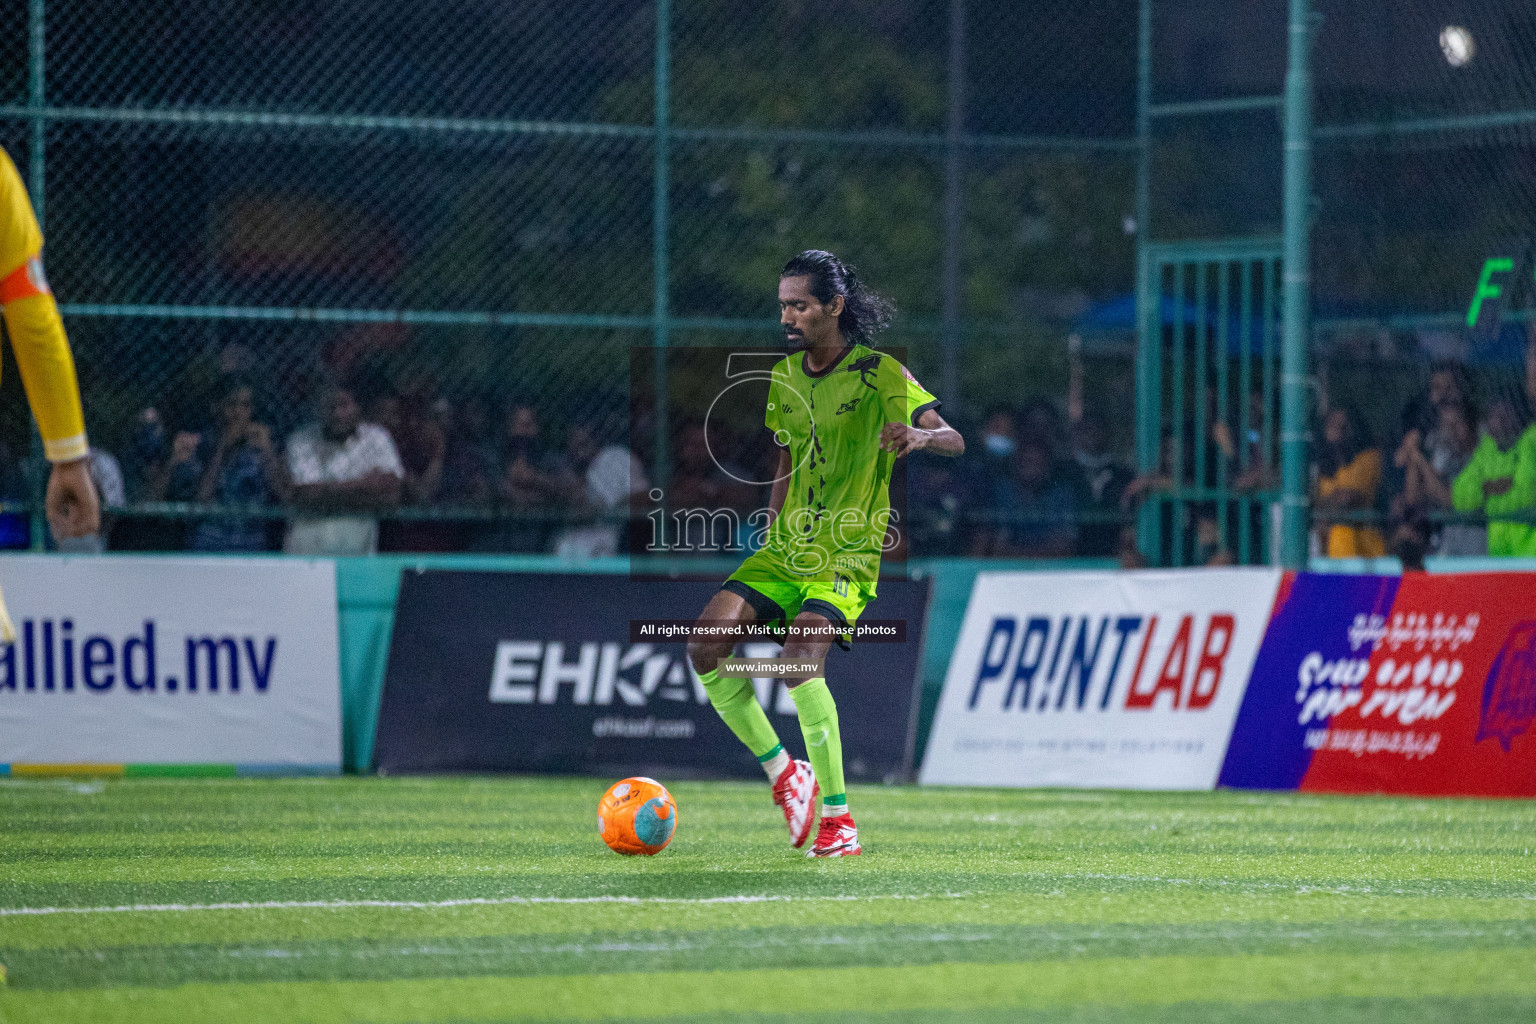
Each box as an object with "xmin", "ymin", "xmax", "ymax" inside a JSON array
[
  {"xmin": 965, "ymin": 405, "xmax": 1019, "ymax": 547},
  {"xmin": 981, "ymin": 406, "xmax": 1017, "ymax": 460},
  {"xmin": 1069, "ymin": 411, "xmax": 1133, "ymax": 557}
]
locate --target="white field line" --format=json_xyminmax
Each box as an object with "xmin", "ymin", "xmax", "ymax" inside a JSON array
[
  {"xmin": 8, "ymin": 875, "xmax": 1529, "ymax": 918},
  {"xmin": 0, "ymin": 892, "xmax": 958, "ymax": 918}
]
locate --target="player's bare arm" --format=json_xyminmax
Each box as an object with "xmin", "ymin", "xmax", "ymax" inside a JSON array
[{"xmin": 879, "ymin": 409, "xmax": 964, "ymax": 458}]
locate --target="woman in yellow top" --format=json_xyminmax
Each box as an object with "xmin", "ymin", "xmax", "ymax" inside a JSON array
[
  {"xmin": 0, "ymin": 146, "xmax": 100, "ymax": 639},
  {"xmin": 1314, "ymin": 404, "xmax": 1386, "ymax": 557}
]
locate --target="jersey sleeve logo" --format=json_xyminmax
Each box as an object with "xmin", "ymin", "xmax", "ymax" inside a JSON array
[
  {"xmin": 901, "ymin": 365, "xmax": 921, "ymax": 386},
  {"xmin": 846, "ymin": 354, "xmax": 882, "ymax": 389}
]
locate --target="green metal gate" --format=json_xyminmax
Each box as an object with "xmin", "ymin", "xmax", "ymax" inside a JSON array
[{"xmin": 1136, "ymin": 238, "xmax": 1284, "ymax": 566}]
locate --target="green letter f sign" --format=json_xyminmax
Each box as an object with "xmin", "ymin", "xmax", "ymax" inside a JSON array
[{"xmin": 1467, "ymin": 257, "xmax": 1515, "ymax": 328}]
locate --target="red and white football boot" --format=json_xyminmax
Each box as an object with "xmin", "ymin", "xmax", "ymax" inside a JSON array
[
  {"xmin": 807, "ymin": 812, "xmax": 861, "ymax": 858},
  {"xmin": 771, "ymin": 759, "xmax": 818, "ymax": 848}
]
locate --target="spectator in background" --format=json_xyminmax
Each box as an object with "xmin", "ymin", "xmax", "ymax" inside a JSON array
[
  {"xmin": 375, "ymin": 381, "xmax": 456, "ymax": 552},
  {"xmin": 1314, "ymin": 404, "xmax": 1386, "ymax": 558},
  {"xmin": 973, "ymin": 404, "xmax": 1018, "ymax": 471},
  {"xmin": 1397, "ymin": 397, "xmax": 1483, "ymax": 556},
  {"xmin": 284, "ymin": 385, "xmax": 403, "ymax": 555},
  {"xmin": 971, "ymin": 438, "xmax": 1077, "ymax": 558},
  {"xmin": 1389, "ymin": 509, "xmax": 1433, "ymax": 572},
  {"xmin": 442, "ymin": 393, "xmax": 497, "ymax": 505},
  {"xmin": 190, "ymin": 379, "xmax": 288, "ymax": 552},
  {"xmin": 1399, "ymin": 360, "xmax": 1472, "ymax": 452},
  {"xmin": 498, "ymin": 404, "xmax": 565, "ymax": 511},
  {"xmin": 1221, "ymin": 388, "xmax": 1273, "ymax": 493},
  {"xmin": 1064, "ymin": 337, "xmax": 1133, "ymax": 556},
  {"xmin": 666, "ymin": 423, "xmax": 753, "ymax": 521},
  {"xmin": 965, "ymin": 404, "xmax": 1018, "ymax": 549},
  {"xmin": 1119, "ymin": 418, "xmax": 1234, "ymax": 566},
  {"xmin": 1068, "ymin": 410, "xmax": 1132, "ymax": 557},
  {"xmin": 1452, "ymin": 398, "xmax": 1536, "ymax": 557},
  {"xmin": 365, "ymin": 391, "xmax": 402, "ymax": 448},
  {"xmin": 1120, "ymin": 428, "xmax": 1174, "ymax": 512},
  {"xmin": 370, "ymin": 373, "xmax": 451, "ymax": 501},
  {"xmin": 123, "ymin": 406, "xmax": 169, "ymax": 502},
  {"xmin": 88, "ymin": 445, "xmax": 124, "ymax": 515},
  {"xmin": 1018, "ymin": 397, "xmax": 1066, "ymax": 466},
  {"xmin": 905, "ymin": 452, "xmax": 965, "ymax": 556},
  {"xmin": 552, "ymin": 420, "xmax": 649, "ymax": 559},
  {"xmin": 472, "ymin": 403, "xmax": 565, "ymax": 552},
  {"xmin": 142, "ymin": 423, "xmax": 204, "ymax": 504},
  {"xmin": 112, "ymin": 406, "xmax": 189, "ymax": 550},
  {"xmin": 1406, "ymin": 359, "xmax": 1474, "ymax": 429}
]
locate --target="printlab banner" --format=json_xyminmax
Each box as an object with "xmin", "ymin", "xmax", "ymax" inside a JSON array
[
  {"xmin": 374, "ymin": 571, "xmax": 931, "ymax": 781},
  {"xmin": 921, "ymin": 569, "xmax": 1282, "ymax": 789},
  {"xmin": 0, "ymin": 555, "xmax": 341, "ymax": 768},
  {"xmin": 1221, "ymin": 571, "xmax": 1536, "ymax": 797}
]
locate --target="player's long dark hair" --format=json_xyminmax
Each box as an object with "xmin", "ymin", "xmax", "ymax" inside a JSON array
[{"xmin": 781, "ymin": 250, "xmax": 895, "ymax": 345}]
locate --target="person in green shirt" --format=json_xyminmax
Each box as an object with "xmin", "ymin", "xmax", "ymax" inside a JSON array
[
  {"xmin": 685, "ymin": 250, "xmax": 965, "ymax": 858},
  {"xmin": 1451, "ymin": 398, "xmax": 1536, "ymax": 556}
]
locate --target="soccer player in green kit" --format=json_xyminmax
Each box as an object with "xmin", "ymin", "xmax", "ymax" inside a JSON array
[{"xmin": 686, "ymin": 250, "xmax": 965, "ymax": 857}]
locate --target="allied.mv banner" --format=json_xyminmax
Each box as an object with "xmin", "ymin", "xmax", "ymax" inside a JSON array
[{"xmin": 0, "ymin": 555, "xmax": 341, "ymax": 771}]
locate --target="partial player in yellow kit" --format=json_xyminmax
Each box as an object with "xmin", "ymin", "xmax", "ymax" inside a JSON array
[{"xmin": 0, "ymin": 145, "xmax": 101, "ymax": 640}]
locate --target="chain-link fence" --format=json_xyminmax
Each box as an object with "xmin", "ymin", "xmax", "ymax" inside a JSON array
[
  {"xmin": 1307, "ymin": 1, "xmax": 1536, "ymax": 563},
  {"xmin": 19, "ymin": 3, "xmax": 1525, "ymax": 564},
  {"xmin": 0, "ymin": 0, "xmax": 1143, "ymax": 557},
  {"xmin": 1141, "ymin": 0, "xmax": 1536, "ymax": 566}
]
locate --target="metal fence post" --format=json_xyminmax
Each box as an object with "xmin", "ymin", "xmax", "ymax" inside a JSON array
[
  {"xmin": 26, "ymin": 0, "xmax": 45, "ymax": 221},
  {"xmin": 1280, "ymin": 0, "xmax": 1313, "ymax": 568},
  {"xmin": 1134, "ymin": 0, "xmax": 1157, "ymax": 561},
  {"xmin": 940, "ymin": 0, "xmax": 965, "ymax": 414},
  {"xmin": 652, "ymin": 0, "xmax": 671, "ymax": 499},
  {"xmin": 27, "ymin": 0, "xmax": 48, "ymax": 551}
]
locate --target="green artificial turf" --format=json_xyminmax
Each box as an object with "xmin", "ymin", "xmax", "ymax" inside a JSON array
[{"xmin": 0, "ymin": 777, "xmax": 1532, "ymax": 1023}]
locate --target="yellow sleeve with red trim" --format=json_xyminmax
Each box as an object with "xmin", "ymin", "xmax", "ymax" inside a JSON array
[
  {"xmin": 0, "ymin": 147, "xmax": 42, "ymax": 278},
  {"xmin": 0, "ymin": 145, "xmax": 88, "ymax": 463}
]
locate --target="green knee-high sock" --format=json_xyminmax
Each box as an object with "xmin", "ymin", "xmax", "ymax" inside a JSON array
[
  {"xmin": 790, "ymin": 678, "xmax": 847, "ymax": 817},
  {"xmin": 699, "ymin": 667, "xmax": 783, "ymax": 764}
]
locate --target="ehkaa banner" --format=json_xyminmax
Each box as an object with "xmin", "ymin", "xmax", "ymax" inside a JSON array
[
  {"xmin": 373, "ymin": 571, "xmax": 931, "ymax": 781},
  {"xmin": 921, "ymin": 569, "xmax": 1281, "ymax": 789},
  {"xmin": 0, "ymin": 555, "xmax": 341, "ymax": 769}
]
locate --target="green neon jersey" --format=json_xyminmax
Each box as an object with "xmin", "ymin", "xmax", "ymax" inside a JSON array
[{"xmin": 747, "ymin": 343, "xmax": 940, "ymax": 585}]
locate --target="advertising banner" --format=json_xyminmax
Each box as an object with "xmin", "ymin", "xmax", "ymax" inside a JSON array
[
  {"xmin": 374, "ymin": 571, "xmax": 931, "ymax": 781},
  {"xmin": 920, "ymin": 568, "xmax": 1282, "ymax": 789},
  {"xmin": 0, "ymin": 555, "xmax": 341, "ymax": 770},
  {"xmin": 1222, "ymin": 572, "xmax": 1536, "ymax": 796}
]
